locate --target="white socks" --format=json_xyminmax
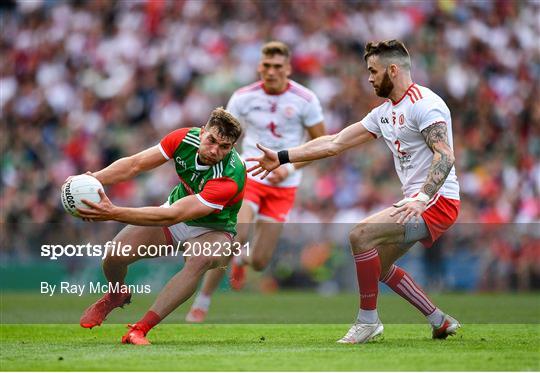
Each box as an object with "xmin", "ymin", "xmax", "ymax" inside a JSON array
[
  {"xmin": 357, "ymin": 309, "xmax": 379, "ymax": 324},
  {"xmin": 192, "ymin": 293, "xmax": 211, "ymax": 311},
  {"xmin": 427, "ymin": 308, "xmax": 445, "ymax": 326}
]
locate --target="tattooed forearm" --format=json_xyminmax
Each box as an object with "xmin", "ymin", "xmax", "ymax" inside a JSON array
[
  {"xmin": 422, "ymin": 151, "xmax": 454, "ymax": 197},
  {"xmin": 421, "ymin": 122, "xmax": 455, "ymax": 197}
]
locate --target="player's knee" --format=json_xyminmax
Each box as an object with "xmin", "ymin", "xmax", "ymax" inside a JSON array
[
  {"xmin": 185, "ymin": 255, "xmax": 214, "ymax": 273},
  {"xmin": 349, "ymin": 222, "xmax": 373, "ymax": 250}
]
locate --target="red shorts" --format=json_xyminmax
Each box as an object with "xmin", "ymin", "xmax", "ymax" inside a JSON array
[
  {"xmin": 243, "ymin": 178, "xmax": 297, "ymax": 222},
  {"xmin": 420, "ymin": 194, "xmax": 460, "ymax": 247}
]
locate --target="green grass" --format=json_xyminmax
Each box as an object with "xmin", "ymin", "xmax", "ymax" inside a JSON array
[
  {"xmin": 1, "ymin": 324, "xmax": 539, "ymax": 371},
  {"xmin": 1, "ymin": 293, "xmax": 539, "ymax": 371}
]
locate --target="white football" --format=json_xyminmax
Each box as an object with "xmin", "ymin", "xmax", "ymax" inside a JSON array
[{"xmin": 61, "ymin": 174, "xmax": 103, "ymax": 217}]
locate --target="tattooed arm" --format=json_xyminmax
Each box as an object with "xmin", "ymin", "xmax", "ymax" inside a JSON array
[
  {"xmin": 390, "ymin": 121, "xmax": 455, "ymax": 225},
  {"xmin": 420, "ymin": 122, "xmax": 455, "ymax": 198}
]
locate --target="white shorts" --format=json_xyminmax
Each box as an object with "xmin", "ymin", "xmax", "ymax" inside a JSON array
[{"xmin": 160, "ymin": 200, "xmax": 230, "ymax": 245}]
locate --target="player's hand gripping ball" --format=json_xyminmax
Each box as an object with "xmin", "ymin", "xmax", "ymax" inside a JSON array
[{"xmin": 61, "ymin": 174, "xmax": 103, "ymax": 217}]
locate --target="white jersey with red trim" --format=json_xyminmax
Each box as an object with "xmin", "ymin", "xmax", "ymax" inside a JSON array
[
  {"xmin": 361, "ymin": 83, "xmax": 460, "ymax": 200},
  {"xmin": 227, "ymin": 80, "xmax": 324, "ymax": 187}
]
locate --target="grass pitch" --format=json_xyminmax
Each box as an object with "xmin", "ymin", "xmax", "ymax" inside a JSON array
[{"xmin": 1, "ymin": 292, "xmax": 539, "ymax": 371}]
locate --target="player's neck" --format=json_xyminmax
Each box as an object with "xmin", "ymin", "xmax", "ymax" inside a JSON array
[
  {"xmin": 388, "ymin": 78, "xmax": 414, "ymax": 104},
  {"xmin": 262, "ymin": 80, "xmax": 290, "ymax": 95}
]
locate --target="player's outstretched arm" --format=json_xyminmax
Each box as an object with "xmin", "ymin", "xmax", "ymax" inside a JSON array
[
  {"xmin": 420, "ymin": 122, "xmax": 455, "ymax": 198},
  {"xmin": 77, "ymin": 190, "xmax": 215, "ymax": 225},
  {"xmin": 290, "ymin": 120, "xmax": 374, "ymax": 162},
  {"xmin": 89, "ymin": 146, "xmax": 168, "ymax": 186},
  {"xmin": 287, "ymin": 121, "xmax": 327, "ymax": 172},
  {"xmin": 248, "ymin": 121, "xmax": 374, "ymax": 179}
]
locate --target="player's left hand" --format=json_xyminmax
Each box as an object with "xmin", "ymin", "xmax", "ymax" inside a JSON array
[
  {"xmin": 390, "ymin": 198, "xmax": 427, "ymax": 226},
  {"xmin": 77, "ymin": 189, "xmax": 117, "ymax": 222},
  {"xmin": 246, "ymin": 143, "xmax": 280, "ymax": 180},
  {"xmin": 266, "ymin": 165, "xmax": 290, "ymax": 184}
]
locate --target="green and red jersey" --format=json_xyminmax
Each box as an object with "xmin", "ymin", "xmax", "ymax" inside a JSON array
[{"xmin": 158, "ymin": 127, "xmax": 246, "ymax": 235}]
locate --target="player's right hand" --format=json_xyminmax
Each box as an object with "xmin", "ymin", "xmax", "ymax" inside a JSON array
[{"xmin": 246, "ymin": 143, "xmax": 280, "ymax": 180}]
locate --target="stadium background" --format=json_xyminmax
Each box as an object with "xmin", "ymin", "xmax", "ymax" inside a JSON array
[{"xmin": 1, "ymin": 0, "xmax": 539, "ymax": 300}]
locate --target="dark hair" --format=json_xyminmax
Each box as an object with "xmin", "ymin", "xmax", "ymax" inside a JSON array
[
  {"xmin": 364, "ymin": 39, "xmax": 411, "ymax": 69},
  {"xmin": 205, "ymin": 107, "xmax": 242, "ymax": 142},
  {"xmin": 261, "ymin": 41, "xmax": 290, "ymax": 59}
]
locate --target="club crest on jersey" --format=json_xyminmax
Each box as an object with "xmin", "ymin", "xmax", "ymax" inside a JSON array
[
  {"xmin": 381, "ymin": 117, "xmax": 390, "ymax": 124},
  {"xmin": 284, "ymin": 106, "xmax": 295, "ymax": 118}
]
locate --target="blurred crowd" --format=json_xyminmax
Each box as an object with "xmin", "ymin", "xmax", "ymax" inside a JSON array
[{"xmin": 1, "ymin": 0, "xmax": 539, "ymax": 290}]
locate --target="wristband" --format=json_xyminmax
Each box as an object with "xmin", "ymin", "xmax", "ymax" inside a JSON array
[{"xmin": 277, "ymin": 150, "xmax": 290, "ymax": 165}]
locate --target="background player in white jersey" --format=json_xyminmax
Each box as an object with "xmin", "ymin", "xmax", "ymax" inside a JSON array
[
  {"xmin": 248, "ymin": 40, "xmax": 461, "ymax": 343},
  {"xmin": 186, "ymin": 41, "xmax": 326, "ymax": 322}
]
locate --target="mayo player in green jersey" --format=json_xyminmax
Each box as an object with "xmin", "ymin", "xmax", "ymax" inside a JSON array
[{"xmin": 74, "ymin": 107, "xmax": 246, "ymax": 345}]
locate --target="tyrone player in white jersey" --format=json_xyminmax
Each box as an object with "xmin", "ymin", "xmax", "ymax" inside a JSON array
[
  {"xmin": 248, "ymin": 40, "xmax": 461, "ymax": 343},
  {"xmin": 186, "ymin": 41, "xmax": 326, "ymax": 322}
]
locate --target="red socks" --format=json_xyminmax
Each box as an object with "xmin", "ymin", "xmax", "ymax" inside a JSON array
[
  {"xmin": 135, "ymin": 311, "xmax": 161, "ymax": 335},
  {"xmin": 381, "ymin": 264, "xmax": 436, "ymax": 316},
  {"xmin": 352, "ymin": 252, "xmax": 438, "ymax": 321},
  {"xmin": 353, "ymin": 248, "xmax": 381, "ymax": 311}
]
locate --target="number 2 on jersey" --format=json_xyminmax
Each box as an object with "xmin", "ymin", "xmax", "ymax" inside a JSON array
[{"xmin": 394, "ymin": 140, "xmax": 407, "ymax": 156}]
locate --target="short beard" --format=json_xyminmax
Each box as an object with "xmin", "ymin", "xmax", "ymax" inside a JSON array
[{"xmin": 376, "ymin": 70, "xmax": 394, "ymax": 98}]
